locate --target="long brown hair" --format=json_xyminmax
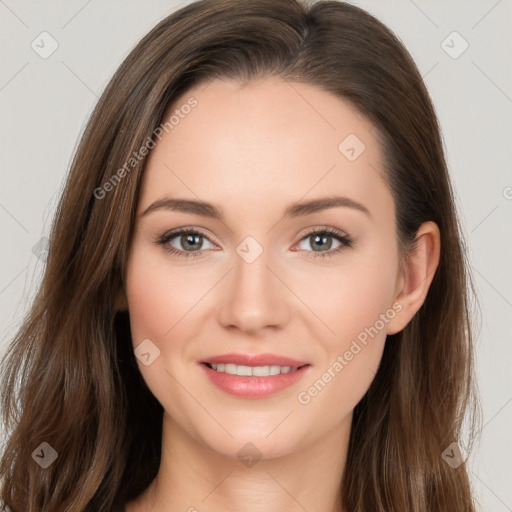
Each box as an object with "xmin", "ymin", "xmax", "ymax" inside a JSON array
[{"xmin": 0, "ymin": 1, "xmax": 481, "ymax": 510}]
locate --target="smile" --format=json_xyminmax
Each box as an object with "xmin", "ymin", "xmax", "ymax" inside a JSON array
[
  {"xmin": 200, "ymin": 362, "xmax": 311, "ymax": 399},
  {"xmin": 205, "ymin": 363, "xmax": 302, "ymax": 376}
]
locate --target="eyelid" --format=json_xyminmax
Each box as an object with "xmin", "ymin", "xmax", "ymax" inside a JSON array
[
  {"xmin": 156, "ymin": 225, "xmax": 218, "ymax": 244},
  {"xmin": 298, "ymin": 225, "xmax": 350, "ymax": 240}
]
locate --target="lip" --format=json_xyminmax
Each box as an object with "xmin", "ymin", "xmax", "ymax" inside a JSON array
[
  {"xmin": 199, "ymin": 352, "xmax": 309, "ymax": 367},
  {"xmin": 198, "ymin": 353, "xmax": 311, "ymax": 399}
]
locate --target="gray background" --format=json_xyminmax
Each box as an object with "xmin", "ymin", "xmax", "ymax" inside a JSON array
[{"xmin": 1, "ymin": 1, "xmax": 511, "ymax": 510}]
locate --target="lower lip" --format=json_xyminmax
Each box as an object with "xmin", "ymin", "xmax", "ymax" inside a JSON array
[{"xmin": 200, "ymin": 363, "xmax": 311, "ymax": 399}]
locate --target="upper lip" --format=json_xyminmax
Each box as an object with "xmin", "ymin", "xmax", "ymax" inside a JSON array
[{"xmin": 200, "ymin": 353, "xmax": 310, "ymax": 367}]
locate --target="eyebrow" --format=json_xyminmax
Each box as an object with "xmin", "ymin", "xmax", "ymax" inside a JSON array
[{"xmin": 141, "ymin": 195, "xmax": 372, "ymax": 220}]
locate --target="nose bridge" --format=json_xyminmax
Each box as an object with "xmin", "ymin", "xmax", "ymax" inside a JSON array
[{"xmin": 218, "ymin": 236, "xmax": 289, "ymax": 332}]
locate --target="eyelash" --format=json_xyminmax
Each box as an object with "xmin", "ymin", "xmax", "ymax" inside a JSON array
[{"xmin": 155, "ymin": 226, "xmax": 354, "ymax": 260}]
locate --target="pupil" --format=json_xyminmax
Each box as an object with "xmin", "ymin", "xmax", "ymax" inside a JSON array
[
  {"xmin": 183, "ymin": 233, "xmax": 201, "ymax": 250},
  {"xmin": 313, "ymin": 234, "xmax": 331, "ymax": 251}
]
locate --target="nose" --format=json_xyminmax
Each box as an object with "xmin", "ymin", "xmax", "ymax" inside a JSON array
[{"xmin": 217, "ymin": 244, "xmax": 290, "ymax": 335}]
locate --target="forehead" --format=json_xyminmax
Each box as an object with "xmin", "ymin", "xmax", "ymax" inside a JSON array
[{"xmin": 138, "ymin": 77, "xmax": 391, "ymax": 221}]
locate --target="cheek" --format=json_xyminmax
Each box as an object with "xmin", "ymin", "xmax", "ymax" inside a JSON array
[
  {"xmin": 124, "ymin": 246, "xmax": 196, "ymax": 344},
  {"xmin": 297, "ymin": 241, "xmax": 397, "ymax": 407},
  {"xmin": 123, "ymin": 247, "xmax": 201, "ymax": 416},
  {"xmin": 301, "ymin": 240, "xmax": 398, "ymax": 346},
  {"xmin": 295, "ymin": 289, "xmax": 391, "ymax": 427}
]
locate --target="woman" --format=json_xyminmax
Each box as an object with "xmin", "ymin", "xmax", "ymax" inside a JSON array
[{"xmin": 0, "ymin": 0, "xmax": 480, "ymax": 510}]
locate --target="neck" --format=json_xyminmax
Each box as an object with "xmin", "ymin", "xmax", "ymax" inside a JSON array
[{"xmin": 129, "ymin": 411, "xmax": 351, "ymax": 512}]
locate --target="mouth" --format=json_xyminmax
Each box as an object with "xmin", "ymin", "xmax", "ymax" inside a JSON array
[
  {"xmin": 203, "ymin": 362, "xmax": 308, "ymax": 377},
  {"xmin": 198, "ymin": 354, "xmax": 312, "ymax": 399}
]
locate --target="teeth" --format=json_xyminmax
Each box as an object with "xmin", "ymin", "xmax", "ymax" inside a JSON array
[{"xmin": 209, "ymin": 363, "xmax": 297, "ymax": 376}]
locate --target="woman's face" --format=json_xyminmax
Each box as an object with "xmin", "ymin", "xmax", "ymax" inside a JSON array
[{"xmin": 123, "ymin": 77, "xmax": 406, "ymax": 459}]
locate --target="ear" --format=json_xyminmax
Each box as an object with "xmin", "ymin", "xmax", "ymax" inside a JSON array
[
  {"xmin": 386, "ymin": 221, "xmax": 441, "ymax": 335},
  {"xmin": 114, "ymin": 284, "xmax": 129, "ymax": 312}
]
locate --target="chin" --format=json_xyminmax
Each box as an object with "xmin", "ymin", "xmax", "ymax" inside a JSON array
[{"xmin": 200, "ymin": 427, "xmax": 301, "ymax": 463}]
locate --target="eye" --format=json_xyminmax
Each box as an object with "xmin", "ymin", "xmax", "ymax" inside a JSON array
[
  {"xmin": 155, "ymin": 226, "xmax": 354, "ymax": 260},
  {"xmin": 295, "ymin": 227, "xmax": 353, "ymax": 259},
  {"xmin": 156, "ymin": 227, "xmax": 216, "ymax": 259}
]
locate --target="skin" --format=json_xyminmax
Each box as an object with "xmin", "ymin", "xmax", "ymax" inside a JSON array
[{"xmin": 117, "ymin": 77, "xmax": 440, "ymax": 512}]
